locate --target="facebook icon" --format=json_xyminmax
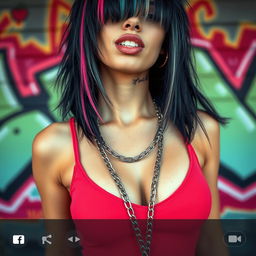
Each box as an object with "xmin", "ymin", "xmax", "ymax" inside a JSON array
[{"xmin": 12, "ymin": 235, "xmax": 25, "ymax": 244}]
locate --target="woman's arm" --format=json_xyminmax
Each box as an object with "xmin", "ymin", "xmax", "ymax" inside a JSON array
[
  {"xmin": 195, "ymin": 111, "xmax": 230, "ymax": 256},
  {"xmin": 197, "ymin": 110, "xmax": 221, "ymax": 219},
  {"xmin": 32, "ymin": 123, "xmax": 71, "ymax": 219}
]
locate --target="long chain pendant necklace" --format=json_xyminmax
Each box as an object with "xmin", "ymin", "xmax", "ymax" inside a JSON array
[
  {"xmin": 95, "ymin": 134, "xmax": 164, "ymax": 256},
  {"xmin": 94, "ymin": 102, "xmax": 165, "ymax": 255}
]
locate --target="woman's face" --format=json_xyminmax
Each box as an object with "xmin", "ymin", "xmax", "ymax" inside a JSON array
[{"xmin": 97, "ymin": 15, "xmax": 166, "ymax": 74}]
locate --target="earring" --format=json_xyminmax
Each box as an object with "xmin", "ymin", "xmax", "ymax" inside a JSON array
[{"xmin": 158, "ymin": 52, "xmax": 168, "ymax": 68}]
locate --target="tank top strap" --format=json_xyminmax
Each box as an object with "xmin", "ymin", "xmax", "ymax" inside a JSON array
[
  {"xmin": 186, "ymin": 142, "xmax": 202, "ymax": 170},
  {"xmin": 69, "ymin": 117, "xmax": 81, "ymax": 165}
]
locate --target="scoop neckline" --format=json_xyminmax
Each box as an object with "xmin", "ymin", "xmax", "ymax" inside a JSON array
[{"xmin": 73, "ymin": 143, "xmax": 194, "ymax": 209}]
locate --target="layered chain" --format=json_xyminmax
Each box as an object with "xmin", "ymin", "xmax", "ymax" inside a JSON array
[
  {"xmin": 94, "ymin": 123, "xmax": 164, "ymax": 255},
  {"xmin": 96, "ymin": 100, "xmax": 163, "ymax": 163}
]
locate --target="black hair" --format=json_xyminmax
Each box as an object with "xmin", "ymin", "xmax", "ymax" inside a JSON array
[{"xmin": 54, "ymin": 0, "xmax": 229, "ymax": 145}]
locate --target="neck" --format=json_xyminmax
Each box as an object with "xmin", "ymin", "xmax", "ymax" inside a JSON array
[{"xmin": 98, "ymin": 65, "xmax": 156, "ymax": 126}]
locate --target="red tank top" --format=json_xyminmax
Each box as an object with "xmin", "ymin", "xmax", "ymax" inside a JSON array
[{"xmin": 68, "ymin": 117, "xmax": 212, "ymax": 255}]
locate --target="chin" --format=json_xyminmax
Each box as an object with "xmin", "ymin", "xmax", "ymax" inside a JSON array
[{"xmin": 112, "ymin": 63, "xmax": 149, "ymax": 73}]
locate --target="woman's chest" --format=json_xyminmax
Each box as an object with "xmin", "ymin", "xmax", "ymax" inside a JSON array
[
  {"xmin": 62, "ymin": 128, "xmax": 205, "ymax": 207},
  {"xmin": 69, "ymin": 143, "xmax": 212, "ymax": 219}
]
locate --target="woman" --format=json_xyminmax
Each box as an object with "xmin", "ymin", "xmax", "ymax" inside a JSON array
[{"xmin": 32, "ymin": 0, "xmax": 229, "ymax": 255}]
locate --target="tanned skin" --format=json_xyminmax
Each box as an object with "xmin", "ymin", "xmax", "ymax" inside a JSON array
[{"xmin": 32, "ymin": 14, "xmax": 229, "ymax": 256}]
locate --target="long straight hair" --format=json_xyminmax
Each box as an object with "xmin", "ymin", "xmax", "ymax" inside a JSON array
[{"xmin": 54, "ymin": 0, "xmax": 228, "ymax": 144}]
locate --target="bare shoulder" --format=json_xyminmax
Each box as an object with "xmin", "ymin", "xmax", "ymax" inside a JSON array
[
  {"xmin": 191, "ymin": 110, "xmax": 220, "ymax": 169},
  {"xmin": 196, "ymin": 110, "xmax": 220, "ymax": 145},
  {"xmin": 32, "ymin": 121, "xmax": 72, "ymax": 181},
  {"xmin": 32, "ymin": 121, "xmax": 71, "ymax": 157}
]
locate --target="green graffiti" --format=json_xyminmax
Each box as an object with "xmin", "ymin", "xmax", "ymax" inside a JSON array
[
  {"xmin": 0, "ymin": 111, "xmax": 51, "ymax": 190},
  {"xmin": 246, "ymin": 76, "xmax": 256, "ymax": 114},
  {"xmin": 195, "ymin": 48, "xmax": 256, "ymax": 179},
  {"xmin": 38, "ymin": 67, "xmax": 62, "ymax": 121},
  {"xmin": 0, "ymin": 53, "xmax": 22, "ymax": 119}
]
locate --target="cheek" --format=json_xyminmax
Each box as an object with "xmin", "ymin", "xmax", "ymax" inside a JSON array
[
  {"xmin": 146, "ymin": 31, "xmax": 165, "ymax": 60},
  {"xmin": 97, "ymin": 31, "xmax": 117, "ymax": 63},
  {"xmin": 144, "ymin": 26, "xmax": 165, "ymax": 51},
  {"xmin": 150, "ymin": 29, "xmax": 165, "ymax": 49}
]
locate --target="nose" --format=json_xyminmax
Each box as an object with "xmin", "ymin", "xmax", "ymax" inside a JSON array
[{"xmin": 122, "ymin": 17, "xmax": 142, "ymax": 32}]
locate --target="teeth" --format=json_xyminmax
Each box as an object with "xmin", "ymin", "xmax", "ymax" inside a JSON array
[{"xmin": 119, "ymin": 41, "xmax": 139, "ymax": 47}]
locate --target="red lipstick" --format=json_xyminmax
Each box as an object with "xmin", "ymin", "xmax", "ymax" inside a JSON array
[{"xmin": 115, "ymin": 33, "xmax": 145, "ymax": 55}]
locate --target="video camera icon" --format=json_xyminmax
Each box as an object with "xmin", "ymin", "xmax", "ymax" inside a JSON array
[
  {"xmin": 228, "ymin": 234, "xmax": 242, "ymax": 243},
  {"xmin": 224, "ymin": 232, "xmax": 246, "ymax": 247}
]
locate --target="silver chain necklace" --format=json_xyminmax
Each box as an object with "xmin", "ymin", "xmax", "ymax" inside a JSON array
[
  {"xmin": 96, "ymin": 101, "xmax": 163, "ymax": 163},
  {"xmin": 94, "ymin": 123, "xmax": 164, "ymax": 256}
]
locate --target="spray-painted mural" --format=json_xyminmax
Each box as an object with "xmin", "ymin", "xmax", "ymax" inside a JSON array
[{"xmin": 0, "ymin": 0, "xmax": 255, "ymax": 219}]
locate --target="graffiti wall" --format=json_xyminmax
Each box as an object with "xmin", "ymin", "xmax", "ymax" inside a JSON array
[{"xmin": 0, "ymin": 0, "xmax": 255, "ymax": 218}]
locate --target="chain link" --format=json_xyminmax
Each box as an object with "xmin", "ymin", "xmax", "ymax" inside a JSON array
[
  {"xmin": 96, "ymin": 100, "xmax": 163, "ymax": 163},
  {"xmin": 94, "ymin": 122, "xmax": 164, "ymax": 256}
]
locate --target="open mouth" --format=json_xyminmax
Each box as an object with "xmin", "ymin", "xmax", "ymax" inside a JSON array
[
  {"xmin": 117, "ymin": 40, "xmax": 142, "ymax": 48},
  {"xmin": 115, "ymin": 34, "xmax": 145, "ymax": 54},
  {"xmin": 115, "ymin": 42, "xmax": 144, "ymax": 55}
]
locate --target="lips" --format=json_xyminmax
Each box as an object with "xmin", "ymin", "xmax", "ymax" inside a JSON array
[{"xmin": 115, "ymin": 33, "xmax": 145, "ymax": 48}]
